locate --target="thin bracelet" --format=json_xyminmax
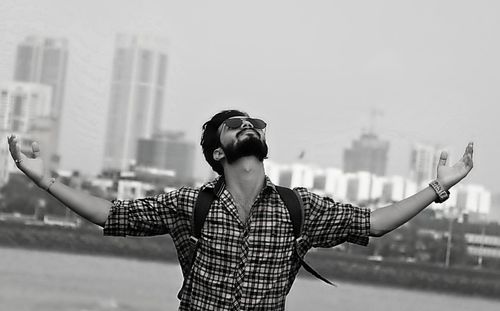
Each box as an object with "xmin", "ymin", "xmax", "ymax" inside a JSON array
[{"xmin": 45, "ymin": 177, "xmax": 56, "ymax": 194}]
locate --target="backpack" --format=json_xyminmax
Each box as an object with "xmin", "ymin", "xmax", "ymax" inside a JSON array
[{"xmin": 177, "ymin": 179, "xmax": 335, "ymax": 298}]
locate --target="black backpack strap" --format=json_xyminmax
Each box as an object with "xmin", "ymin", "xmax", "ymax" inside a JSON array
[
  {"xmin": 276, "ymin": 186, "xmax": 336, "ymax": 287},
  {"xmin": 191, "ymin": 178, "xmax": 225, "ymax": 241},
  {"xmin": 178, "ymin": 178, "xmax": 224, "ymax": 299},
  {"xmin": 275, "ymin": 186, "xmax": 303, "ymax": 239},
  {"xmin": 191, "ymin": 190, "xmax": 215, "ymax": 242},
  {"xmin": 300, "ymin": 259, "xmax": 336, "ymax": 286},
  {"xmin": 179, "ymin": 181, "xmax": 335, "ymax": 300}
]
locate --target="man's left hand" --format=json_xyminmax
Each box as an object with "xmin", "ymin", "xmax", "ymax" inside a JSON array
[{"xmin": 436, "ymin": 142, "xmax": 474, "ymax": 190}]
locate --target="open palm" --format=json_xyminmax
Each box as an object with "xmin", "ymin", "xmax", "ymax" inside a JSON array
[
  {"xmin": 436, "ymin": 142, "xmax": 474, "ymax": 189},
  {"xmin": 7, "ymin": 135, "xmax": 46, "ymax": 186}
]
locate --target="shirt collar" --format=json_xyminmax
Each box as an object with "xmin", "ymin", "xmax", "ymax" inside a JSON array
[{"xmin": 200, "ymin": 175, "xmax": 278, "ymax": 197}]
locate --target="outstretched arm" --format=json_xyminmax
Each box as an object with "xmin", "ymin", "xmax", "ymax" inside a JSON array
[
  {"xmin": 7, "ymin": 135, "xmax": 112, "ymax": 227},
  {"xmin": 369, "ymin": 142, "xmax": 474, "ymax": 237}
]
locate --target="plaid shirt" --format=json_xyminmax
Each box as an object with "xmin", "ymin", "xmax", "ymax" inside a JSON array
[{"xmin": 103, "ymin": 176, "xmax": 370, "ymax": 310}]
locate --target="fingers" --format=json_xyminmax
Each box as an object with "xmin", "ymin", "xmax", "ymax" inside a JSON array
[
  {"xmin": 7, "ymin": 134, "xmax": 24, "ymax": 166},
  {"xmin": 32, "ymin": 141, "xmax": 41, "ymax": 158},
  {"xmin": 465, "ymin": 142, "xmax": 473, "ymax": 157},
  {"xmin": 438, "ymin": 151, "xmax": 448, "ymax": 166},
  {"xmin": 464, "ymin": 142, "xmax": 474, "ymax": 168},
  {"xmin": 8, "ymin": 135, "xmax": 42, "ymax": 157}
]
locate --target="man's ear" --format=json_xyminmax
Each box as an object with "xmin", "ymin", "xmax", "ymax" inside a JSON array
[{"xmin": 213, "ymin": 148, "xmax": 225, "ymax": 161}]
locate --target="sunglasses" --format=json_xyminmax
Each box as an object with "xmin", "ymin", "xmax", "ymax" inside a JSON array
[{"xmin": 223, "ymin": 117, "xmax": 267, "ymax": 130}]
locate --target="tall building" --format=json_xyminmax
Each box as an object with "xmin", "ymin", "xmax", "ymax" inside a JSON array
[
  {"xmin": 343, "ymin": 132, "xmax": 389, "ymax": 176},
  {"xmin": 0, "ymin": 82, "xmax": 53, "ymax": 185},
  {"xmin": 0, "ymin": 136, "xmax": 9, "ymax": 187},
  {"xmin": 135, "ymin": 131, "xmax": 195, "ymax": 184},
  {"xmin": 13, "ymin": 36, "xmax": 68, "ymax": 166},
  {"xmin": 103, "ymin": 34, "xmax": 168, "ymax": 172},
  {"xmin": 14, "ymin": 36, "xmax": 68, "ymax": 118},
  {"xmin": 263, "ymin": 160, "xmax": 282, "ymax": 185},
  {"xmin": 345, "ymin": 171, "xmax": 375, "ymax": 203},
  {"xmin": 456, "ymin": 184, "xmax": 492, "ymax": 223},
  {"xmin": 380, "ymin": 176, "xmax": 417, "ymax": 203},
  {"xmin": 409, "ymin": 143, "xmax": 447, "ymax": 187},
  {"xmin": 490, "ymin": 193, "xmax": 500, "ymax": 224},
  {"xmin": 340, "ymin": 172, "xmax": 417, "ymax": 204},
  {"xmin": 323, "ymin": 168, "xmax": 348, "ymax": 198},
  {"xmin": 274, "ymin": 163, "xmax": 316, "ymax": 189},
  {"xmin": 0, "ymin": 82, "xmax": 52, "ymax": 132}
]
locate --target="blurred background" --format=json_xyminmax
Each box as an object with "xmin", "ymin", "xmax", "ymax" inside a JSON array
[{"xmin": 0, "ymin": 1, "xmax": 499, "ymax": 310}]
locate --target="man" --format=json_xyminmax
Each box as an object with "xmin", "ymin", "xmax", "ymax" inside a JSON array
[{"xmin": 7, "ymin": 109, "xmax": 474, "ymax": 310}]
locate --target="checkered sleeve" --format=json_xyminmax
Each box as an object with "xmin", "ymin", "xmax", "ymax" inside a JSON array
[
  {"xmin": 103, "ymin": 189, "xmax": 179, "ymax": 237},
  {"xmin": 296, "ymin": 188, "xmax": 370, "ymax": 248}
]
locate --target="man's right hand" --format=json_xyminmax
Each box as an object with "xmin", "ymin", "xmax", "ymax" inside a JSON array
[
  {"xmin": 7, "ymin": 135, "xmax": 49, "ymax": 188},
  {"xmin": 7, "ymin": 134, "xmax": 112, "ymax": 226}
]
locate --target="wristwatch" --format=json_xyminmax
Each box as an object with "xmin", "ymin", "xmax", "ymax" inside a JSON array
[{"xmin": 429, "ymin": 180, "xmax": 450, "ymax": 203}]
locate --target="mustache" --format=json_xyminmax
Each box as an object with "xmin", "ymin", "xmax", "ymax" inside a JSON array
[{"xmin": 236, "ymin": 128, "xmax": 261, "ymax": 138}]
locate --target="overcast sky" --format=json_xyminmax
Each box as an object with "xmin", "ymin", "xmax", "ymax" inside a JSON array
[{"xmin": 0, "ymin": 0, "xmax": 498, "ymax": 193}]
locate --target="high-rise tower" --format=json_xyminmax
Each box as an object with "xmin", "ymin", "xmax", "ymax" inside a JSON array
[
  {"xmin": 409, "ymin": 143, "xmax": 448, "ymax": 187},
  {"xmin": 135, "ymin": 131, "xmax": 195, "ymax": 184},
  {"xmin": 13, "ymin": 36, "xmax": 69, "ymax": 166},
  {"xmin": 343, "ymin": 132, "xmax": 389, "ymax": 176},
  {"xmin": 103, "ymin": 34, "xmax": 168, "ymax": 172},
  {"xmin": 0, "ymin": 82, "xmax": 53, "ymax": 185}
]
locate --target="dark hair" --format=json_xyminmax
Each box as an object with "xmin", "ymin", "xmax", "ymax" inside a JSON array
[{"xmin": 201, "ymin": 110, "xmax": 248, "ymax": 175}]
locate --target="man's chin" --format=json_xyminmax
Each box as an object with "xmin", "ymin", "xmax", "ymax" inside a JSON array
[
  {"xmin": 227, "ymin": 155, "xmax": 263, "ymax": 164},
  {"xmin": 223, "ymin": 138, "xmax": 268, "ymax": 164}
]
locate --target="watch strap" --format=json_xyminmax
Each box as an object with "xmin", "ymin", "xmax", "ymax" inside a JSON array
[{"xmin": 429, "ymin": 180, "xmax": 450, "ymax": 203}]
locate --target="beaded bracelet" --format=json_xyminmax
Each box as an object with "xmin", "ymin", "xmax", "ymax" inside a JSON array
[{"xmin": 45, "ymin": 177, "xmax": 56, "ymax": 194}]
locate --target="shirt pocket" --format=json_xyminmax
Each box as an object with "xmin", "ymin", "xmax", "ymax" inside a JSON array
[
  {"xmin": 195, "ymin": 261, "xmax": 224, "ymax": 286},
  {"xmin": 201, "ymin": 218, "xmax": 240, "ymax": 261}
]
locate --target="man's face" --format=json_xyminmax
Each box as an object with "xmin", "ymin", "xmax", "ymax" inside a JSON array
[{"xmin": 217, "ymin": 116, "xmax": 269, "ymax": 164}]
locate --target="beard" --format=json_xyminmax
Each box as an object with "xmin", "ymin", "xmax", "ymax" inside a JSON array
[{"xmin": 222, "ymin": 131, "xmax": 269, "ymax": 164}]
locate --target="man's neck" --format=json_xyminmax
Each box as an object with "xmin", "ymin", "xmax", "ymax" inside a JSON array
[{"xmin": 223, "ymin": 157, "xmax": 265, "ymax": 207}]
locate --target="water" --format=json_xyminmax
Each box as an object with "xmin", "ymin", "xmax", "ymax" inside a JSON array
[{"xmin": 1, "ymin": 247, "xmax": 498, "ymax": 311}]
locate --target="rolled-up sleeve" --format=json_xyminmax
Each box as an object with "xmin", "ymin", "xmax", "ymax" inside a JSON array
[
  {"xmin": 103, "ymin": 189, "xmax": 179, "ymax": 237},
  {"xmin": 297, "ymin": 188, "xmax": 370, "ymax": 248}
]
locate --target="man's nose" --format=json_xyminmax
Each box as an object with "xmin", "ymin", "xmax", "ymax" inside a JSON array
[{"xmin": 240, "ymin": 119, "xmax": 254, "ymax": 129}]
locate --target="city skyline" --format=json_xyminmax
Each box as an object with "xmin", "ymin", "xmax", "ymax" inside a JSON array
[
  {"xmin": 0, "ymin": 81, "xmax": 54, "ymax": 185},
  {"xmin": 12, "ymin": 35, "xmax": 68, "ymax": 167},
  {"xmin": 0, "ymin": 0, "xmax": 497, "ymax": 193},
  {"xmin": 343, "ymin": 132, "xmax": 389, "ymax": 176},
  {"xmin": 14, "ymin": 36, "xmax": 68, "ymax": 121},
  {"xmin": 103, "ymin": 34, "xmax": 168, "ymax": 172},
  {"xmin": 263, "ymin": 159, "xmax": 493, "ymax": 222}
]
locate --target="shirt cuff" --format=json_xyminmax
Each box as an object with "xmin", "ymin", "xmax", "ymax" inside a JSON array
[
  {"xmin": 346, "ymin": 207, "xmax": 371, "ymax": 246},
  {"xmin": 102, "ymin": 200, "xmax": 128, "ymax": 237}
]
